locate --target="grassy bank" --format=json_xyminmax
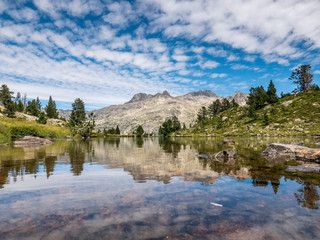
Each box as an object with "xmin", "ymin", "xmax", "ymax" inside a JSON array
[
  {"xmin": 0, "ymin": 117, "xmax": 71, "ymax": 144},
  {"xmin": 176, "ymin": 90, "xmax": 320, "ymax": 137}
]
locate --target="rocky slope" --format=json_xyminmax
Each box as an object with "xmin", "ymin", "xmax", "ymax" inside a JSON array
[{"xmin": 91, "ymin": 90, "xmax": 248, "ymax": 134}]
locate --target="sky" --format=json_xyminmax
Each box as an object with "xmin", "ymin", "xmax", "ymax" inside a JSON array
[{"xmin": 0, "ymin": 0, "xmax": 320, "ymax": 110}]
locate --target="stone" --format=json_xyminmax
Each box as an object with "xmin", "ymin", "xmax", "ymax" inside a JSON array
[
  {"xmin": 13, "ymin": 136, "xmax": 53, "ymax": 147},
  {"xmin": 214, "ymin": 148, "xmax": 238, "ymax": 160},
  {"xmin": 287, "ymin": 164, "xmax": 320, "ymax": 173},
  {"xmin": 262, "ymin": 143, "xmax": 320, "ymax": 163},
  {"xmin": 222, "ymin": 117, "xmax": 228, "ymax": 122},
  {"xmin": 197, "ymin": 148, "xmax": 238, "ymax": 161},
  {"xmin": 220, "ymin": 140, "xmax": 236, "ymax": 146},
  {"xmin": 294, "ymin": 118, "xmax": 304, "ymax": 123},
  {"xmin": 281, "ymin": 100, "xmax": 293, "ymax": 107}
]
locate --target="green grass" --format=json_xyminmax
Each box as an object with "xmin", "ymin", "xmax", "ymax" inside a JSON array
[
  {"xmin": 176, "ymin": 90, "xmax": 320, "ymax": 137},
  {"xmin": 0, "ymin": 117, "xmax": 71, "ymax": 144}
]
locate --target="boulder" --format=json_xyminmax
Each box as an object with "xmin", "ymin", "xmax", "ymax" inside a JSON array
[
  {"xmin": 214, "ymin": 148, "xmax": 238, "ymax": 160},
  {"xmin": 220, "ymin": 140, "xmax": 236, "ymax": 146},
  {"xmin": 281, "ymin": 100, "xmax": 293, "ymax": 107},
  {"xmin": 197, "ymin": 148, "xmax": 238, "ymax": 161},
  {"xmin": 13, "ymin": 136, "xmax": 53, "ymax": 147},
  {"xmin": 262, "ymin": 143, "xmax": 320, "ymax": 163}
]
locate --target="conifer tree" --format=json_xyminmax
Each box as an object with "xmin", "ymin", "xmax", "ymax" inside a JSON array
[
  {"xmin": 26, "ymin": 99, "xmax": 40, "ymax": 116},
  {"xmin": 0, "ymin": 84, "xmax": 14, "ymax": 107},
  {"xmin": 36, "ymin": 97, "xmax": 41, "ymax": 111},
  {"xmin": 221, "ymin": 98, "xmax": 231, "ymax": 111},
  {"xmin": 45, "ymin": 96, "xmax": 59, "ymax": 118},
  {"xmin": 197, "ymin": 106, "xmax": 208, "ymax": 122},
  {"xmin": 231, "ymin": 99, "xmax": 239, "ymax": 108},
  {"xmin": 37, "ymin": 111, "xmax": 47, "ymax": 124},
  {"xmin": 17, "ymin": 100, "xmax": 24, "ymax": 112},
  {"xmin": 267, "ymin": 80, "xmax": 278, "ymax": 103},
  {"xmin": 4, "ymin": 100, "xmax": 16, "ymax": 118},
  {"xmin": 70, "ymin": 98, "xmax": 86, "ymax": 125},
  {"xmin": 116, "ymin": 125, "xmax": 120, "ymax": 135},
  {"xmin": 136, "ymin": 125, "xmax": 144, "ymax": 137},
  {"xmin": 289, "ymin": 64, "xmax": 314, "ymax": 92}
]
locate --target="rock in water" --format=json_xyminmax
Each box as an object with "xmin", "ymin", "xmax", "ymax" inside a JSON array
[
  {"xmin": 262, "ymin": 143, "xmax": 320, "ymax": 163},
  {"xmin": 220, "ymin": 140, "xmax": 236, "ymax": 146},
  {"xmin": 214, "ymin": 148, "xmax": 238, "ymax": 160},
  {"xmin": 197, "ymin": 148, "xmax": 238, "ymax": 161},
  {"xmin": 13, "ymin": 136, "xmax": 53, "ymax": 147}
]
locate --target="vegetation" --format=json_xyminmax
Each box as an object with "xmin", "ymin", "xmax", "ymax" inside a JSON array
[
  {"xmin": 69, "ymin": 98, "xmax": 86, "ymax": 125},
  {"xmin": 67, "ymin": 99, "xmax": 95, "ymax": 138},
  {"xmin": 45, "ymin": 96, "xmax": 59, "ymax": 118},
  {"xmin": 159, "ymin": 116, "xmax": 181, "ymax": 137},
  {"xmin": 289, "ymin": 64, "xmax": 314, "ymax": 92},
  {"xmin": 0, "ymin": 117, "xmax": 71, "ymax": 144},
  {"xmin": 136, "ymin": 125, "xmax": 144, "ymax": 137},
  {"xmin": 176, "ymin": 90, "xmax": 320, "ymax": 137}
]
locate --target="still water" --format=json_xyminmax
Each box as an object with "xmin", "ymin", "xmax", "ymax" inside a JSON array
[{"xmin": 0, "ymin": 137, "xmax": 320, "ymax": 240}]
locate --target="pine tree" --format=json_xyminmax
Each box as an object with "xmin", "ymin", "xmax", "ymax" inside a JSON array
[
  {"xmin": 45, "ymin": 96, "xmax": 59, "ymax": 118},
  {"xmin": 70, "ymin": 98, "xmax": 86, "ymax": 125},
  {"xmin": 231, "ymin": 99, "xmax": 239, "ymax": 108},
  {"xmin": 136, "ymin": 125, "xmax": 144, "ymax": 137},
  {"xmin": 26, "ymin": 99, "xmax": 40, "ymax": 116},
  {"xmin": 36, "ymin": 97, "xmax": 41, "ymax": 111},
  {"xmin": 247, "ymin": 86, "xmax": 267, "ymax": 110},
  {"xmin": 267, "ymin": 80, "xmax": 278, "ymax": 103},
  {"xmin": 221, "ymin": 98, "xmax": 231, "ymax": 111},
  {"xmin": 4, "ymin": 100, "xmax": 16, "ymax": 118},
  {"xmin": 116, "ymin": 125, "xmax": 120, "ymax": 135},
  {"xmin": 37, "ymin": 111, "xmax": 47, "ymax": 124},
  {"xmin": 289, "ymin": 64, "xmax": 314, "ymax": 92},
  {"xmin": 17, "ymin": 100, "xmax": 24, "ymax": 112},
  {"xmin": 0, "ymin": 84, "xmax": 14, "ymax": 107},
  {"xmin": 197, "ymin": 106, "xmax": 208, "ymax": 122}
]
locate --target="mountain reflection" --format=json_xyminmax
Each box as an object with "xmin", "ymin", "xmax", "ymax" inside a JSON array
[{"xmin": 0, "ymin": 137, "xmax": 320, "ymax": 209}]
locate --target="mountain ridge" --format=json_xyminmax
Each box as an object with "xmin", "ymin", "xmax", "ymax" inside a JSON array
[{"xmin": 87, "ymin": 90, "xmax": 249, "ymax": 134}]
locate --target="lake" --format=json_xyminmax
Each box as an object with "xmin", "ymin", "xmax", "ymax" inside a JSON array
[{"xmin": 1, "ymin": 137, "xmax": 320, "ymax": 240}]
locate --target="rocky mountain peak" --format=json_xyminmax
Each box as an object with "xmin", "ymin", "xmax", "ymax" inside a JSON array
[
  {"xmin": 226, "ymin": 91, "xmax": 249, "ymax": 106},
  {"xmin": 186, "ymin": 90, "xmax": 219, "ymax": 98}
]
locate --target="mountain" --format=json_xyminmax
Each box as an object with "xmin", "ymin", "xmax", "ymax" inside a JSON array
[
  {"xmin": 178, "ymin": 90, "xmax": 320, "ymax": 137},
  {"xmin": 91, "ymin": 90, "xmax": 248, "ymax": 134},
  {"xmin": 226, "ymin": 91, "xmax": 249, "ymax": 106}
]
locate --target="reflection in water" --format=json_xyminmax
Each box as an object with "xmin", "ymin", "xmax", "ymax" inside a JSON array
[
  {"xmin": 295, "ymin": 181, "xmax": 320, "ymax": 209},
  {"xmin": 1, "ymin": 137, "xmax": 320, "ymax": 239}
]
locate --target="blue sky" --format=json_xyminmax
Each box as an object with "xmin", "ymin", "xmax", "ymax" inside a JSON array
[{"xmin": 0, "ymin": 0, "xmax": 320, "ymax": 110}]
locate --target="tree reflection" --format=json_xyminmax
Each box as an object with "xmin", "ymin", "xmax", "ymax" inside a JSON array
[
  {"xmin": 295, "ymin": 181, "xmax": 320, "ymax": 209},
  {"xmin": 68, "ymin": 141, "xmax": 86, "ymax": 176}
]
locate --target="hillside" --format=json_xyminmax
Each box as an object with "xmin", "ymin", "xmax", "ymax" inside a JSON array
[
  {"xmin": 90, "ymin": 90, "xmax": 248, "ymax": 134},
  {"xmin": 176, "ymin": 90, "xmax": 320, "ymax": 136}
]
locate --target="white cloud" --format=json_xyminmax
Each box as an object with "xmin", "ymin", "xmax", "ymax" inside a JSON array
[
  {"xmin": 314, "ymin": 70, "xmax": 320, "ymax": 74},
  {"xmin": 200, "ymin": 60, "xmax": 220, "ymax": 69},
  {"xmin": 231, "ymin": 64, "xmax": 249, "ymax": 70},
  {"xmin": 145, "ymin": 0, "xmax": 320, "ymax": 65},
  {"xmin": 210, "ymin": 73, "xmax": 227, "ymax": 78}
]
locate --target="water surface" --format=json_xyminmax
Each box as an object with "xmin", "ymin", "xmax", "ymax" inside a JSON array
[{"xmin": 1, "ymin": 137, "xmax": 320, "ymax": 239}]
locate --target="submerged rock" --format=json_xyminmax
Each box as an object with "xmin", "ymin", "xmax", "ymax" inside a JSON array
[
  {"xmin": 287, "ymin": 164, "xmax": 320, "ymax": 173},
  {"xmin": 13, "ymin": 136, "xmax": 53, "ymax": 147},
  {"xmin": 262, "ymin": 143, "xmax": 320, "ymax": 163},
  {"xmin": 197, "ymin": 148, "xmax": 238, "ymax": 161},
  {"xmin": 220, "ymin": 140, "xmax": 236, "ymax": 146}
]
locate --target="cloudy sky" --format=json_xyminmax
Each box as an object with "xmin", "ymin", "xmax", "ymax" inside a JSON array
[{"xmin": 0, "ymin": 0, "xmax": 320, "ymax": 109}]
